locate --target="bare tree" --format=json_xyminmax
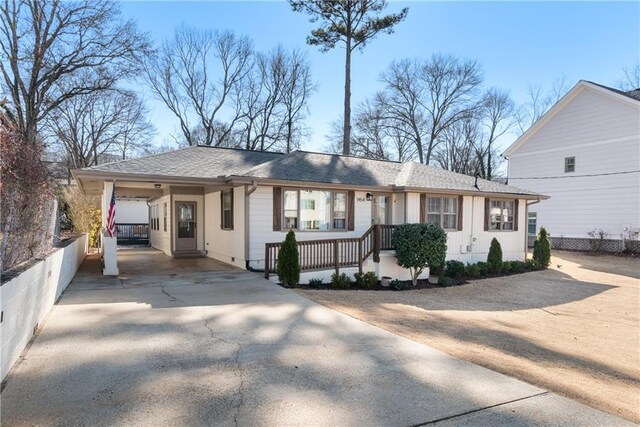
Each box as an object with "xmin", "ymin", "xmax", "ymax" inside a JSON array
[
  {"xmin": 478, "ymin": 88, "xmax": 514, "ymax": 179},
  {"xmin": 377, "ymin": 60, "xmax": 429, "ymax": 162},
  {"xmin": 46, "ymin": 89, "xmax": 154, "ymax": 168},
  {"xmin": 514, "ymin": 75, "xmax": 571, "ymax": 135},
  {"xmin": 281, "ymin": 49, "xmax": 315, "ymax": 152},
  {"xmin": 145, "ymin": 26, "xmax": 253, "ymax": 146},
  {"xmin": 235, "ymin": 47, "xmax": 315, "ymax": 152},
  {"xmin": 617, "ymin": 63, "xmax": 640, "ymax": 91},
  {"xmin": 290, "ymin": 0, "xmax": 408, "ymax": 155},
  {"xmin": 433, "ymin": 113, "xmax": 482, "ymax": 175},
  {"xmin": 0, "ymin": 0, "xmax": 150, "ymax": 146},
  {"xmin": 420, "ymin": 54, "xmax": 484, "ymax": 165},
  {"xmin": 377, "ymin": 55, "xmax": 483, "ymax": 165}
]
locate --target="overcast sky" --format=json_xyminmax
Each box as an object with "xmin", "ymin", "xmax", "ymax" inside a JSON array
[{"xmin": 121, "ymin": 1, "xmax": 640, "ymax": 153}]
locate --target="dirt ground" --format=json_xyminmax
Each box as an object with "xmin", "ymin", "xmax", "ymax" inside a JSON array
[{"xmin": 297, "ymin": 250, "xmax": 640, "ymax": 423}]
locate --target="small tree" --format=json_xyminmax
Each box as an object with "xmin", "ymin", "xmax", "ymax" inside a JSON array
[
  {"xmin": 63, "ymin": 187, "xmax": 102, "ymax": 248},
  {"xmin": 393, "ymin": 223, "xmax": 447, "ymax": 286},
  {"xmin": 277, "ymin": 230, "xmax": 300, "ymax": 286},
  {"xmin": 533, "ymin": 227, "xmax": 551, "ymax": 267},
  {"xmin": 487, "ymin": 238, "xmax": 503, "ymax": 274}
]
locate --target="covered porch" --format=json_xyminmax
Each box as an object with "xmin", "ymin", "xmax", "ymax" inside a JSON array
[{"xmin": 75, "ymin": 177, "xmax": 238, "ymax": 276}]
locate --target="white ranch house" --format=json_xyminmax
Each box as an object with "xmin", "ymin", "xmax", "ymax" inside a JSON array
[
  {"xmin": 504, "ymin": 80, "xmax": 640, "ymax": 252},
  {"xmin": 73, "ymin": 147, "xmax": 546, "ymax": 281}
]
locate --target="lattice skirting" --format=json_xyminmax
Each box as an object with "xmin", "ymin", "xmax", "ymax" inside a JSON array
[{"xmin": 527, "ymin": 235, "xmax": 640, "ymax": 253}]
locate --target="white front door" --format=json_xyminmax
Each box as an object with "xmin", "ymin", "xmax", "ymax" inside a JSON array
[
  {"xmin": 175, "ymin": 202, "xmax": 197, "ymax": 251},
  {"xmin": 372, "ymin": 194, "xmax": 391, "ymax": 225}
]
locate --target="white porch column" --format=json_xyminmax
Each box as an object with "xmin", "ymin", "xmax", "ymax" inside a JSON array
[{"xmin": 102, "ymin": 180, "xmax": 119, "ymax": 276}]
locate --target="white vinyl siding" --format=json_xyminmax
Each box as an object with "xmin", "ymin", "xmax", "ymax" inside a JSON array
[{"xmin": 508, "ymin": 87, "xmax": 640, "ymax": 239}]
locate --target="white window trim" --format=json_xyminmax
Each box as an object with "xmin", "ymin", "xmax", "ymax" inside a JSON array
[
  {"xmin": 282, "ymin": 188, "xmax": 348, "ymax": 232},
  {"xmin": 426, "ymin": 195, "xmax": 458, "ymax": 231}
]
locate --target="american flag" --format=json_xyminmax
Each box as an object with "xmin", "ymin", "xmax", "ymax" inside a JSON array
[{"xmin": 106, "ymin": 183, "xmax": 116, "ymax": 238}]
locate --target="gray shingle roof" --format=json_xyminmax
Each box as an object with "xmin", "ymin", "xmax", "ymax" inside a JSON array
[
  {"xmin": 80, "ymin": 146, "xmax": 542, "ymax": 197},
  {"xmin": 586, "ymin": 81, "xmax": 640, "ymax": 102},
  {"xmin": 85, "ymin": 146, "xmax": 283, "ymax": 178},
  {"xmin": 241, "ymin": 151, "xmax": 540, "ymax": 196}
]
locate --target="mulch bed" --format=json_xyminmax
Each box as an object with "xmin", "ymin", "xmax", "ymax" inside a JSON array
[
  {"xmin": 278, "ymin": 277, "xmax": 466, "ymax": 291},
  {"xmin": 278, "ymin": 269, "xmax": 542, "ymax": 291}
]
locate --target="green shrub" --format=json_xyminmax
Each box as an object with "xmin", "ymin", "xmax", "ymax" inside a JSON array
[
  {"xmin": 510, "ymin": 260, "xmax": 526, "ymax": 273},
  {"xmin": 308, "ymin": 278, "xmax": 323, "ymax": 287},
  {"xmin": 354, "ymin": 271, "xmax": 378, "ymax": 288},
  {"xmin": 438, "ymin": 276, "xmax": 455, "ymax": 287},
  {"xmin": 393, "ymin": 223, "xmax": 448, "ymax": 286},
  {"xmin": 476, "ymin": 261, "xmax": 489, "ymax": 276},
  {"xmin": 464, "ymin": 263, "xmax": 481, "ymax": 277},
  {"xmin": 533, "ymin": 227, "xmax": 551, "ymax": 268},
  {"xmin": 331, "ymin": 272, "xmax": 352, "ymax": 289},
  {"xmin": 524, "ymin": 258, "xmax": 540, "ymax": 271},
  {"xmin": 445, "ymin": 260, "xmax": 465, "ymax": 278},
  {"xmin": 277, "ymin": 230, "xmax": 300, "ymax": 286},
  {"xmin": 390, "ymin": 279, "xmax": 407, "ymax": 291},
  {"xmin": 487, "ymin": 238, "xmax": 503, "ymax": 274},
  {"xmin": 501, "ymin": 261, "xmax": 512, "ymax": 273}
]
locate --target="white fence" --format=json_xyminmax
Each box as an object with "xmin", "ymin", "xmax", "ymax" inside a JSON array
[{"xmin": 1, "ymin": 234, "xmax": 88, "ymax": 380}]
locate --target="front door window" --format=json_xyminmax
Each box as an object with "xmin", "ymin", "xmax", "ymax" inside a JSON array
[
  {"xmin": 175, "ymin": 202, "xmax": 197, "ymax": 251},
  {"xmin": 372, "ymin": 195, "xmax": 391, "ymax": 225}
]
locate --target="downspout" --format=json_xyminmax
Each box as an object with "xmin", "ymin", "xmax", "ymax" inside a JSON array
[
  {"xmin": 470, "ymin": 195, "xmax": 475, "ymax": 254},
  {"xmin": 244, "ymin": 180, "xmax": 260, "ymax": 271}
]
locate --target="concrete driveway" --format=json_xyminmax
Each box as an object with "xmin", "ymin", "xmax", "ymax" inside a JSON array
[{"xmin": 1, "ymin": 251, "xmax": 631, "ymax": 426}]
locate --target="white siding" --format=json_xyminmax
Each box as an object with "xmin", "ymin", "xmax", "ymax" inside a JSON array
[
  {"xmin": 149, "ymin": 195, "xmax": 171, "ymax": 255},
  {"xmin": 248, "ymin": 186, "xmax": 373, "ymax": 269},
  {"xmin": 407, "ymin": 193, "xmax": 527, "ymax": 263},
  {"xmin": 203, "ymin": 186, "xmax": 246, "ymax": 269},
  {"xmin": 115, "ymin": 198, "xmax": 148, "ymax": 224},
  {"xmin": 249, "ymin": 186, "xmax": 527, "ymax": 267},
  {"xmin": 509, "ymin": 87, "xmax": 640, "ymax": 239}
]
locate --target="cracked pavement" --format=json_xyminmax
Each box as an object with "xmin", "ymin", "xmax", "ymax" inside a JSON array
[{"xmin": 0, "ymin": 251, "xmax": 632, "ymax": 426}]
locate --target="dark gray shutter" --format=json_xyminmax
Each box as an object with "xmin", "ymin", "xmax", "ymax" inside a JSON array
[
  {"xmin": 513, "ymin": 199, "xmax": 519, "ymax": 232},
  {"xmin": 347, "ymin": 191, "xmax": 355, "ymax": 231},
  {"xmin": 273, "ymin": 187, "xmax": 282, "ymax": 231},
  {"xmin": 229, "ymin": 188, "xmax": 234, "ymax": 230},
  {"xmin": 420, "ymin": 194, "xmax": 426, "ymax": 223},
  {"xmin": 484, "ymin": 198, "xmax": 490, "ymax": 231},
  {"xmin": 457, "ymin": 195, "xmax": 464, "ymax": 231},
  {"xmin": 220, "ymin": 191, "xmax": 224, "ymax": 229}
]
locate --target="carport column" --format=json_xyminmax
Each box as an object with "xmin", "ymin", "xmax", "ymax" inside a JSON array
[{"xmin": 102, "ymin": 180, "xmax": 119, "ymax": 276}]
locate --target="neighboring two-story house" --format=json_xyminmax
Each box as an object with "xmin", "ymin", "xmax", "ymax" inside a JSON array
[{"xmin": 504, "ymin": 80, "xmax": 640, "ymax": 252}]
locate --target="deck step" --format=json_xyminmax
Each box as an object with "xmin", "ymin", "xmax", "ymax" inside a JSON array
[{"xmin": 172, "ymin": 250, "xmax": 206, "ymax": 259}]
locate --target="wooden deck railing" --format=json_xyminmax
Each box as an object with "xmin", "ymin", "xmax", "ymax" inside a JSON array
[
  {"xmin": 116, "ymin": 223, "xmax": 149, "ymax": 244},
  {"xmin": 264, "ymin": 224, "xmax": 397, "ymax": 279}
]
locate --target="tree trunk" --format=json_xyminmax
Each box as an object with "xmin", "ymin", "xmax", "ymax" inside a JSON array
[{"xmin": 342, "ymin": 38, "xmax": 352, "ymax": 155}]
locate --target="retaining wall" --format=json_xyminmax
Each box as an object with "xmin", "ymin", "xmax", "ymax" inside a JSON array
[{"xmin": 1, "ymin": 234, "xmax": 88, "ymax": 380}]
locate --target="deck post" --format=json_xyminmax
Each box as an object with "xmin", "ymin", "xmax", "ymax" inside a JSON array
[
  {"xmin": 264, "ymin": 245, "xmax": 270, "ymax": 279},
  {"xmin": 333, "ymin": 240, "xmax": 339, "ymax": 274},
  {"xmin": 358, "ymin": 238, "xmax": 363, "ymax": 273},
  {"xmin": 373, "ymin": 225, "xmax": 380, "ymax": 263}
]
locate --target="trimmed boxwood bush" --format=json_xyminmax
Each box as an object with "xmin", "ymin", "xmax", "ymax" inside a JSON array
[
  {"xmin": 465, "ymin": 263, "xmax": 481, "ymax": 277},
  {"xmin": 501, "ymin": 261, "xmax": 512, "ymax": 273},
  {"xmin": 445, "ymin": 260, "xmax": 465, "ymax": 278},
  {"xmin": 308, "ymin": 278, "xmax": 324, "ymax": 287},
  {"xmin": 354, "ymin": 271, "xmax": 378, "ymax": 288},
  {"xmin": 510, "ymin": 260, "xmax": 526, "ymax": 273},
  {"xmin": 331, "ymin": 272, "xmax": 352, "ymax": 289},
  {"xmin": 524, "ymin": 258, "xmax": 540, "ymax": 271},
  {"xmin": 487, "ymin": 238, "xmax": 503, "ymax": 274},
  {"xmin": 393, "ymin": 223, "xmax": 448, "ymax": 286},
  {"xmin": 476, "ymin": 261, "xmax": 489, "ymax": 276},
  {"xmin": 533, "ymin": 227, "xmax": 551, "ymax": 268},
  {"xmin": 277, "ymin": 230, "xmax": 300, "ymax": 286}
]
